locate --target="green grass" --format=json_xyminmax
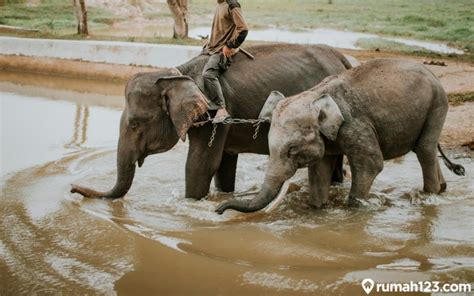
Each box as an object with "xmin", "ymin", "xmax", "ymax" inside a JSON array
[
  {"xmin": 1, "ymin": 0, "xmax": 473, "ymax": 56},
  {"xmin": 355, "ymin": 37, "xmax": 429, "ymax": 53},
  {"xmin": 448, "ymin": 92, "xmax": 474, "ymax": 106},
  {"xmin": 0, "ymin": 0, "xmax": 121, "ymax": 34},
  {"xmin": 223, "ymin": 0, "xmax": 473, "ymax": 53},
  {"xmin": 353, "ymin": 37, "xmax": 474, "ymax": 64}
]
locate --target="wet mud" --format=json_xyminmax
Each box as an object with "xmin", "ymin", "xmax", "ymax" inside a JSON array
[{"xmin": 1, "ymin": 72, "xmax": 473, "ymax": 295}]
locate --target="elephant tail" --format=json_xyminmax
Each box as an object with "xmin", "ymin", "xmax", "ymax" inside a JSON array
[
  {"xmin": 438, "ymin": 144, "xmax": 465, "ymax": 176},
  {"xmin": 329, "ymin": 47, "xmax": 353, "ymax": 70}
]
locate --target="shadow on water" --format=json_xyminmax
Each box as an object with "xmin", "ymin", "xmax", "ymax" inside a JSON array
[{"xmin": 1, "ymin": 71, "xmax": 473, "ymax": 295}]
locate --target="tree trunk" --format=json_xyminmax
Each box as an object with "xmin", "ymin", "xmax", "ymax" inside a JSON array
[
  {"xmin": 73, "ymin": 0, "xmax": 88, "ymax": 35},
  {"xmin": 73, "ymin": 0, "xmax": 81, "ymax": 34},
  {"xmin": 79, "ymin": 0, "xmax": 89, "ymax": 35},
  {"xmin": 167, "ymin": 0, "xmax": 188, "ymax": 39}
]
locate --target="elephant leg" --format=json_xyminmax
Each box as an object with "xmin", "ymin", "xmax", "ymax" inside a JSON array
[
  {"xmin": 340, "ymin": 124, "xmax": 384, "ymax": 205},
  {"xmin": 308, "ymin": 155, "xmax": 339, "ymax": 208},
  {"xmin": 185, "ymin": 124, "xmax": 229, "ymax": 199},
  {"xmin": 414, "ymin": 105, "xmax": 447, "ymax": 194},
  {"xmin": 214, "ymin": 152, "xmax": 238, "ymax": 192},
  {"xmin": 347, "ymin": 152, "xmax": 384, "ymax": 206},
  {"xmin": 415, "ymin": 146, "xmax": 442, "ymax": 194},
  {"xmin": 437, "ymin": 161, "xmax": 447, "ymax": 193},
  {"xmin": 331, "ymin": 154, "xmax": 344, "ymax": 183}
]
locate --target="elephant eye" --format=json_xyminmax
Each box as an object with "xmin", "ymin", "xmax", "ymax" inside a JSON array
[
  {"xmin": 130, "ymin": 122, "xmax": 138, "ymax": 130},
  {"xmin": 287, "ymin": 144, "xmax": 299, "ymax": 157}
]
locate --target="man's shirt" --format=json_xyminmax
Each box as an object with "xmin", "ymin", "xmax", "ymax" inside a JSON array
[{"xmin": 203, "ymin": 0, "xmax": 249, "ymax": 55}]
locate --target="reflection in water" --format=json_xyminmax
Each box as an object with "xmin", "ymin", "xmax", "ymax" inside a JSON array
[
  {"xmin": 0, "ymin": 82, "xmax": 121, "ymax": 175},
  {"xmin": 65, "ymin": 104, "xmax": 90, "ymax": 148},
  {"xmin": 0, "ymin": 70, "xmax": 125, "ymax": 110},
  {"xmin": 1, "ymin": 72, "xmax": 473, "ymax": 295}
]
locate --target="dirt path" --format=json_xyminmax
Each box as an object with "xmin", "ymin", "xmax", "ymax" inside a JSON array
[
  {"xmin": 341, "ymin": 49, "xmax": 474, "ymax": 94},
  {"xmin": 442, "ymin": 102, "xmax": 474, "ymax": 149}
]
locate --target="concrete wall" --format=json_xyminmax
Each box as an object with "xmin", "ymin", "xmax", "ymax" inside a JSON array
[
  {"xmin": 0, "ymin": 37, "xmax": 202, "ymax": 68},
  {"xmin": 0, "ymin": 36, "xmax": 360, "ymax": 81}
]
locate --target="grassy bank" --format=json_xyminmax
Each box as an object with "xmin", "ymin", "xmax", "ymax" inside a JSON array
[
  {"xmin": 0, "ymin": 0, "xmax": 119, "ymax": 34},
  {"xmin": 1, "ymin": 0, "xmax": 473, "ymax": 54},
  {"xmin": 226, "ymin": 0, "xmax": 474, "ymax": 53},
  {"xmin": 448, "ymin": 92, "xmax": 474, "ymax": 106}
]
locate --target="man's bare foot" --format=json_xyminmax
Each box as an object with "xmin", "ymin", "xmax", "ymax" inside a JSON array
[{"xmin": 213, "ymin": 108, "xmax": 230, "ymax": 123}]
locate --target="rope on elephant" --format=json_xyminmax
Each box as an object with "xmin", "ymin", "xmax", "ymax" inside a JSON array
[{"xmin": 191, "ymin": 113, "xmax": 270, "ymax": 147}]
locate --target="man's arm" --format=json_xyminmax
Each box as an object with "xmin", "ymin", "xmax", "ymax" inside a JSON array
[{"xmin": 225, "ymin": 0, "xmax": 248, "ymax": 49}]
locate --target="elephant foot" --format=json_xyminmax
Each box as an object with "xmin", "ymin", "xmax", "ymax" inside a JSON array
[
  {"xmin": 308, "ymin": 199, "xmax": 327, "ymax": 209},
  {"xmin": 439, "ymin": 182, "xmax": 447, "ymax": 193},
  {"xmin": 214, "ymin": 187, "xmax": 235, "ymax": 194},
  {"xmin": 347, "ymin": 196, "xmax": 362, "ymax": 208}
]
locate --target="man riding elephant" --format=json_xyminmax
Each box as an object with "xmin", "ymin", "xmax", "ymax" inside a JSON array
[
  {"xmin": 202, "ymin": 0, "xmax": 249, "ymax": 123},
  {"xmin": 70, "ymin": 43, "xmax": 353, "ymax": 200}
]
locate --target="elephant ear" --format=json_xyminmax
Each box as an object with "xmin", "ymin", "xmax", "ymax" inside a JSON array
[
  {"xmin": 156, "ymin": 76, "xmax": 209, "ymax": 141},
  {"xmin": 258, "ymin": 91, "xmax": 286, "ymax": 121},
  {"xmin": 311, "ymin": 94, "xmax": 344, "ymax": 141}
]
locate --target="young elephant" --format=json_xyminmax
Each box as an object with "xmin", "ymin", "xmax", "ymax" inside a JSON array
[{"xmin": 216, "ymin": 59, "xmax": 465, "ymax": 214}]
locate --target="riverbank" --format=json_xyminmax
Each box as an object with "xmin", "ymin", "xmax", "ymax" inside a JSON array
[
  {"xmin": 1, "ymin": 38, "xmax": 472, "ymax": 149},
  {"xmin": 1, "ymin": 38, "xmax": 473, "ymax": 94},
  {"xmin": 1, "ymin": 0, "xmax": 473, "ymax": 53}
]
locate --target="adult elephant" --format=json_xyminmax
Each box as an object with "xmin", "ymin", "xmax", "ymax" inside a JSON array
[{"xmin": 71, "ymin": 44, "xmax": 352, "ymax": 200}]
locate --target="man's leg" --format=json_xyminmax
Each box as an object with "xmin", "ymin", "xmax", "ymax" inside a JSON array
[{"xmin": 202, "ymin": 54, "xmax": 229, "ymax": 123}]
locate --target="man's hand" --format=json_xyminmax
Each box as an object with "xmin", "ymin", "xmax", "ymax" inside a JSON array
[{"xmin": 222, "ymin": 45, "xmax": 233, "ymax": 57}]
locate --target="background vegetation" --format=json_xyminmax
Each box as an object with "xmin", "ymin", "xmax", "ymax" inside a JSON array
[{"xmin": 1, "ymin": 0, "xmax": 473, "ymax": 53}]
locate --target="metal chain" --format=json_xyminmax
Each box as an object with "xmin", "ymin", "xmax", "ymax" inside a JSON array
[
  {"xmin": 222, "ymin": 118, "xmax": 266, "ymax": 125},
  {"xmin": 208, "ymin": 123, "xmax": 218, "ymax": 147},
  {"xmin": 192, "ymin": 117, "xmax": 269, "ymax": 127},
  {"xmin": 252, "ymin": 121, "xmax": 261, "ymax": 140},
  {"xmin": 195, "ymin": 116, "xmax": 270, "ymax": 147}
]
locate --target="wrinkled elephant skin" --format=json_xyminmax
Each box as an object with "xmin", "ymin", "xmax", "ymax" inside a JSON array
[{"xmin": 217, "ymin": 58, "xmax": 465, "ymax": 214}]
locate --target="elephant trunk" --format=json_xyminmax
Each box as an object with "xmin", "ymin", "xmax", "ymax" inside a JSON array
[
  {"xmin": 71, "ymin": 136, "xmax": 138, "ymax": 199},
  {"xmin": 215, "ymin": 176, "xmax": 285, "ymax": 214},
  {"xmin": 71, "ymin": 163, "xmax": 136, "ymax": 199}
]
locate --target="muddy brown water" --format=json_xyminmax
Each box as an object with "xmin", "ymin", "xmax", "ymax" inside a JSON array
[{"xmin": 1, "ymin": 71, "xmax": 473, "ymax": 295}]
